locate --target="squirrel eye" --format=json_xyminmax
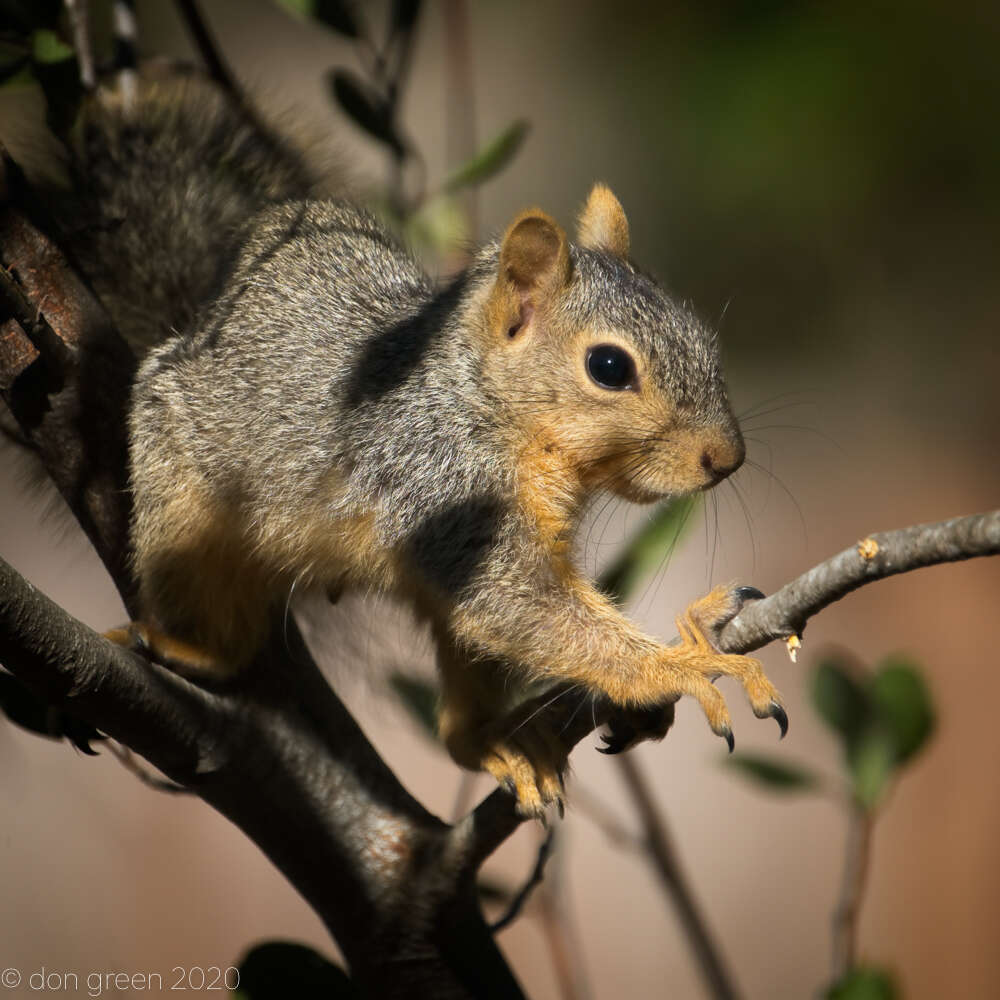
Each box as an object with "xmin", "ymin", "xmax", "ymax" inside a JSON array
[{"xmin": 586, "ymin": 344, "xmax": 636, "ymax": 391}]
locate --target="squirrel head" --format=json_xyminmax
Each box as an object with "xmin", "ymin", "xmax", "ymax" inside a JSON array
[{"xmin": 481, "ymin": 184, "xmax": 744, "ymax": 504}]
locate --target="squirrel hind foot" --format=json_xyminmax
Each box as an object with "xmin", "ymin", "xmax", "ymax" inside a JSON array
[
  {"xmin": 443, "ymin": 704, "xmax": 571, "ymax": 820},
  {"xmin": 104, "ymin": 621, "xmax": 242, "ymax": 683}
]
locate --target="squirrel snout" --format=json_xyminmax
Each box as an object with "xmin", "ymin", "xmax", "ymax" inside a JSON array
[{"xmin": 699, "ymin": 434, "xmax": 745, "ymax": 487}]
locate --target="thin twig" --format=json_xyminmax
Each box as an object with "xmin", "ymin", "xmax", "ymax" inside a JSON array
[
  {"xmin": 451, "ymin": 770, "xmax": 480, "ymax": 822},
  {"xmin": 173, "ymin": 0, "xmax": 241, "ymax": 101},
  {"xmin": 570, "ymin": 782, "xmax": 646, "ymax": 852},
  {"xmin": 490, "ymin": 826, "xmax": 556, "ymax": 933},
  {"xmin": 536, "ymin": 846, "xmax": 593, "ymax": 1000},
  {"xmin": 719, "ymin": 512, "xmax": 1000, "ymax": 654},
  {"xmin": 831, "ymin": 801, "xmax": 874, "ymax": 979},
  {"xmin": 443, "ymin": 0, "xmax": 478, "ymax": 243},
  {"xmin": 106, "ymin": 740, "xmax": 191, "ymax": 794},
  {"xmin": 64, "ymin": 0, "xmax": 96, "ymax": 91},
  {"xmin": 616, "ymin": 754, "xmax": 740, "ymax": 1000}
]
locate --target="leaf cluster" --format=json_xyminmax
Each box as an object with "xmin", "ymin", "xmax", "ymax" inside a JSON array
[{"xmin": 0, "ymin": 0, "xmax": 82, "ymax": 135}]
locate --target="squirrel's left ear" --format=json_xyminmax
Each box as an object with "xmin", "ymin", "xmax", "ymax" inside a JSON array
[{"xmin": 576, "ymin": 183, "xmax": 630, "ymax": 258}]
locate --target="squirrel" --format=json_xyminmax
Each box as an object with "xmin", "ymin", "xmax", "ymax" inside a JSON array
[{"xmin": 54, "ymin": 78, "xmax": 786, "ymax": 817}]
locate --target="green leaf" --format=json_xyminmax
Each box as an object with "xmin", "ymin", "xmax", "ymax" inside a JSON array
[
  {"xmin": 273, "ymin": 0, "xmax": 359, "ymax": 37},
  {"xmin": 443, "ymin": 120, "xmax": 530, "ymax": 194},
  {"xmin": 389, "ymin": 671, "xmax": 439, "ymax": 741},
  {"xmin": 825, "ymin": 965, "xmax": 898, "ymax": 1000},
  {"xmin": 724, "ymin": 752, "xmax": 818, "ymax": 792},
  {"xmin": 31, "ymin": 28, "xmax": 74, "ymax": 64},
  {"xmin": 870, "ymin": 657, "xmax": 934, "ymax": 764},
  {"xmin": 234, "ymin": 941, "xmax": 357, "ymax": 999},
  {"xmin": 811, "ymin": 658, "xmax": 871, "ymax": 746},
  {"xmin": 598, "ymin": 496, "xmax": 697, "ymax": 605},
  {"xmin": 328, "ymin": 69, "xmax": 404, "ymax": 156},
  {"xmin": 848, "ymin": 729, "xmax": 895, "ymax": 808}
]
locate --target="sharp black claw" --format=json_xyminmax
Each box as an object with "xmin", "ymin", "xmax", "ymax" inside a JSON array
[
  {"xmin": 770, "ymin": 701, "xmax": 789, "ymax": 739},
  {"xmin": 557, "ymin": 798, "xmax": 565, "ymax": 820},
  {"xmin": 736, "ymin": 586, "xmax": 766, "ymax": 603},
  {"xmin": 722, "ymin": 727, "xmax": 735, "ymax": 753}
]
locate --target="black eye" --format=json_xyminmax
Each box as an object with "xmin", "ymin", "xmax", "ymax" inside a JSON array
[{"xmin": 586, "ymin": 344, "xmax": 636, "ymax": 390}]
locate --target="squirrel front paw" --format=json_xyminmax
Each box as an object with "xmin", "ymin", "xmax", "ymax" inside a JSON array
[{"xmin": 662, "ymin": 583, "xmax": 787, "ymax": 751}]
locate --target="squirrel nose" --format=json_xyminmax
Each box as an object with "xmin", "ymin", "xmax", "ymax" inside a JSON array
[{"xmin": 700, "ymin": 437, "xmax": 745, "ymax": 486}]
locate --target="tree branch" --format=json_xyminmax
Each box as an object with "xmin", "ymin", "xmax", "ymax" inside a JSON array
[
  {"xmin": 616, "ymin": 754, "xmax": 739, "ymax": 1000},
  {"xmin": 718, "ymin": 512, "xmax": 1000, "ymax": 654},
  {"xmin": 831, "ymin": 801, "xmax": 873, "ymax": 980}
]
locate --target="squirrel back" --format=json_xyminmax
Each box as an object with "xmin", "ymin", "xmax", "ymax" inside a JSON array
[{"xmin": 56, "ymin": 80, "xmax": 314, "ymax": 354}]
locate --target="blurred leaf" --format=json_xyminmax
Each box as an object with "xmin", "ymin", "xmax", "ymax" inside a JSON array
[
  {"xmin": 235, "ymin": 941, "xmax": 357, "ymax": 999},
  {"xmin": 31, "ymin": 27, "xmax": 73, "ymax": 63},
  {"xmin": 0, "ymin": 672, "xmax": 104, "ymax": 754},
  {"xmin": 811, "ymin": 655, "xmax": 935, "ymax": 806},
  {"xmin": 0, "ymin": 0, "xmax": 62, "ymax": 34},
  {"xmin": 826, "ymin": 965, "xmax": 898, "ymax": 1000},
  {"xmin": 477, "ymin": 877, "xmax": 515, "ymax": 906},
  {"xmin": 389, "ymin": 671, "xmax": 439, "ymax": 741},
  {"xmin": 598, "ymin": 496, "xmax": 697, "ymax": 605},
  {"xmin": 811, "ymin": 658, "xmax": 870, "ymax": 745},
  {"xmin": 443, "ymin": 120, "xmax": 530, "ymax": 194},
  {"xmin": 848, "ymin": 729, "xmax": 895, "ymax": 808},
  {"xmin": 391, "ymin": 0, "xmax": 421, "ymax": 35},
  {"xmin": 870, "ymin": 657, "xmax": 934, "ymax": 764},
  {"xmin": 404, "ymin": 195, "xmax": 467, "ymax": 255},
  {"xmin": 273, "ymin": 0, "xmax": 359, "ymax": 37},
  {"xmin": 328, "ymin": 69, "xmax": 403, "ymax": 156},
  {"xmin": 724, "ymin": 751, "xmax": 818, "ymax": 792}
]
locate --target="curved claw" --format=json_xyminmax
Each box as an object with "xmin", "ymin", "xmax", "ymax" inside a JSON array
[
  {"xmin": 721, "ymin": 726, "xmax": 735, "ymax": 753},
  {"xmin": 597, "ymin": 732, "xmax": 628, "ymax": 755},
  {"xmin": 736, "ymin": 586, "xmax": 766, "ymax": 603},
  {"xmin": 769, "ymin": 701, "xmax": 789, "ymax": 739}
]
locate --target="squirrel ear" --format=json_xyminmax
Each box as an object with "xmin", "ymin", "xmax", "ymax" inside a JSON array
[
  {"xmin": 499, "ymin": 210, "xmax": 572, "ymax": 297},
  {"xmin": 576, "ymin": 183, "xmax": 630, "ymax": 258}
]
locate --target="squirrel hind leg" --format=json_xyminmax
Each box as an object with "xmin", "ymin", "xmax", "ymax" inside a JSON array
[{"xmin": 104, "ymin": 622, "xmax": 243, "ymax": 682}]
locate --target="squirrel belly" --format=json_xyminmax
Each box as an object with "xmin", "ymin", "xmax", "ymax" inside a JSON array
[{"xmin": 67, "ymin": 81, "xmax": 784, "ymax": 815}]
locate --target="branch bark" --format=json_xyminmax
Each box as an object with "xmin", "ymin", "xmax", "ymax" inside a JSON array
[{"xmin": 718, "ymin": 513, "xmax": 1000, "ymax": 653}]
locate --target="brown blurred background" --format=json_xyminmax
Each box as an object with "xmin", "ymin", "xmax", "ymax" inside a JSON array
[{"xmin": 1, "ymin": 1, "xmax": 999, "ymax": 997}]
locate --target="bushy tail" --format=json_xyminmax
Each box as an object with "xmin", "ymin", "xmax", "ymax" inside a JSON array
[{"xmin": 58, "ymin": 78, "xmax": 314, "ymax": 353}]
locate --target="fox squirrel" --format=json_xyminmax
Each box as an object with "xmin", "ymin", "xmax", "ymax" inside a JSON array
[{"xmin": 58, "ymin": 80, "xmax": 785, "ymax": 817}]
